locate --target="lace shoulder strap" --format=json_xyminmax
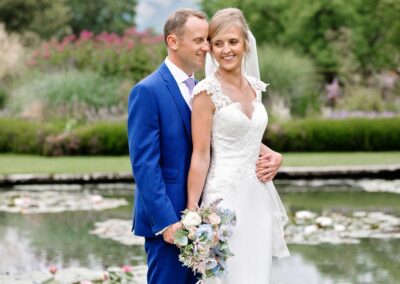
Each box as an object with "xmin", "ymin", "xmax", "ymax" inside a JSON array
[
  {"xmin": 245, "ymin": 75, "xmax": 269, "ymax": 102},
  {"xmin": 191, "ymin": 77, "xmax": 231, "ymax": 112}
]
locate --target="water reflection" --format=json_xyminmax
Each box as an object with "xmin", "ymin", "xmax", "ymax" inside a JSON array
[
  {"xmin": 0, "ymin": 181, "xmax": 400, "ymax": 283},
  {"xmin": 0, "ymin": 208, "xmax": 144, "ymax": 274}
]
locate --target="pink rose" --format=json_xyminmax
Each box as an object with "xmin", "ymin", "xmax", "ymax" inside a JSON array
[{"xmin": 208, "ymin": 213, "xmax": 221, "ymax": 225}]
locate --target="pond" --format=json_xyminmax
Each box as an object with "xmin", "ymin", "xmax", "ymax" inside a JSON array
[{"xmin": 1, "ymin": 180, "xmax": 400, "ymax": 284}]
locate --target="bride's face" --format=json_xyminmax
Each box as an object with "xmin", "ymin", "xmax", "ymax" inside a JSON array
[{"xmin": 211, "ymin": 25, "xmax": 246, "ymax": 72}]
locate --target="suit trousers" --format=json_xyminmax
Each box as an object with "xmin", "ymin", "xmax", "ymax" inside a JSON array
[{"xmin": 144, "ymin": 236, "xmax": 198, "ymax": 284}]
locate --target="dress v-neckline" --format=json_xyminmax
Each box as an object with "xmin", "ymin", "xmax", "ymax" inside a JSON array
[{"xmin": 212, "ymin": 75, "xmax": 258, "ymax": 121}]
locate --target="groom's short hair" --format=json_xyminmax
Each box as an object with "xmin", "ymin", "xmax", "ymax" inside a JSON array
[{"xmin": 164, "ymin": 9, "xmax": 207, "ymax": 44}]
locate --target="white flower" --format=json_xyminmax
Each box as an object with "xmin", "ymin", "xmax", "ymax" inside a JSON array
[
  {"xmin": 316, "ymin": 216, "xmax": 333, "ymax": 227},
  {"xmin": 304, "ymin": 225, "xmax": 318, "ymax": 234},
  {"xmin": 182, "ymin": 211, "xmax": 202, "ymax": 227}
]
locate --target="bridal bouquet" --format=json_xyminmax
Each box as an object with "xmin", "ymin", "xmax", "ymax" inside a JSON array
[{"xmin": 174, "ymin": 199, "xmax": 236, "ymax": 281}]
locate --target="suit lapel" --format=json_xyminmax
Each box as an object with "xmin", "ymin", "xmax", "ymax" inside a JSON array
[{"xmin": 158, "ymin": 63, "xmax": 192, "ymax": 144}]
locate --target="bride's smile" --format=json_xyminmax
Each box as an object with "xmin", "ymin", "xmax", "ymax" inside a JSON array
[{"xmin": 211, "ymin": 26, "xmax": 246, "ymax": 72}]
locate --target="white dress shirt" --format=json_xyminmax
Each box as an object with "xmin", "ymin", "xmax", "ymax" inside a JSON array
[
  {"xmin": 164, "ymin": 57, "xmax": 194, "ymax": 110},
  {"xmin": 155, "ymin": 58, "xmax": 194, "ymax": 236}
]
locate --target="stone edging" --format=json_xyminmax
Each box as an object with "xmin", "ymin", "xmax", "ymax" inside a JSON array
[
  {"xmin": 278, "ymin": 164, "xmax": 400, "ymax": 179},
  {"xmin": 0, "ymin": 164, "xmax": 399, "ymax": 186}
]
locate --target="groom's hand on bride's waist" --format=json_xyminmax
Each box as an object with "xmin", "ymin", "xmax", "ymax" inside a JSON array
[
  {"xmin": 256, "ymin": 152, "xmax": 283, "ymax": 182},
  {"xmin": 162, "ymin": 221, "xmax": 182, "ymax": 244}
]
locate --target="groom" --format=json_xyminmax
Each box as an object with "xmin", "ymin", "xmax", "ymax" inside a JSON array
[{"xmin": 127, "ymin": 8, "xmax": 283, "ymax": 284}]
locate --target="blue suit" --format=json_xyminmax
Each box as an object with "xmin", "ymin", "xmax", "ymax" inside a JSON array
[{"xmin": 127, "ymin": 62, "xmax": 197, "ymax": 284}]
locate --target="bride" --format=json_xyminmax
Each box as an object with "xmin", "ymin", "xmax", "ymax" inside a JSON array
[{"xmin": 186, "ymin": 8, "xmax": 290, "ymax": 283}]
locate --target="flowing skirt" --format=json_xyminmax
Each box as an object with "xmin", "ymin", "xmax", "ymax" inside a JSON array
[{"xmin": 202, "ymin": 178, "xmax": 290, "ymax": 284}]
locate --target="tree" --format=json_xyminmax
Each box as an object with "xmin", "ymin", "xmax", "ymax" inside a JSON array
[
  {"xmin": 66, "ymin": 0, "xmax": 137, "ymax": 35},
  {"xmin": 0, "ymin": 0, "xmax": 71, "ymax": 39},
  {"xmin": 351, "ymin": 0, "xmax": 400, "ymax": 71},
  {"xmin": 201, "ymin": 0, "xmax": 400, "ymax": 75},
  {"xmin": 202, "ymin": 0, "xmax": 290, "ymax": 44}
]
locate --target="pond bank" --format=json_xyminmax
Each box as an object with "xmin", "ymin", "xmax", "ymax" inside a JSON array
[{"xmin": 0, "ymin": 164, "xmax": 399, "ymax": 186}]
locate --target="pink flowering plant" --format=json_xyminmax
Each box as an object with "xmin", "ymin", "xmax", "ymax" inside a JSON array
[
  {"xmin": 174, "ymin": 199, "xmax": 236, "ymax": 281},
  {"xmin": 29, "ymin": 28, "xmax": 165, "ymax": 82}
]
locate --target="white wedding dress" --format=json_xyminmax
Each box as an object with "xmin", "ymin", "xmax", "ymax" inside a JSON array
[{"xmin": 192, "ymin": 75, "xmax": 290, "ymax": 284}]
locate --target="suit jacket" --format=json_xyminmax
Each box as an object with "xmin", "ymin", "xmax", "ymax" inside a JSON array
[{"xmin": 127, "ymin": 62, "xmax": 193, "ymax": 237}]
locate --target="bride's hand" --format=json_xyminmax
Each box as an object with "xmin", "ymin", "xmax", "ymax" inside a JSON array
[
  {"xmin": 255, "ymin": 151, "xmax": 283, "ymax": 182},
  {"xmin": 186, "ymin": 204, "xmax": 199, "ymax": 211}
]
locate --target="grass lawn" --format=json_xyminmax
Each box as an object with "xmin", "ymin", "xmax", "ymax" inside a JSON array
[
  {"xmin": 281, "ymin": 152, "xmax": 400, "ymax": 167},
  {"xmin": 0, "ymin": 152, "xmax": 399, "ymax": 174}
]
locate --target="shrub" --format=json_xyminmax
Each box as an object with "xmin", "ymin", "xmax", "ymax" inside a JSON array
[
  {"xmin": 0, "ymin": 84, "xmax": 7, "ymax": 108},
  {"xmin": 75, "ymin": 122, "xmax": 128, "ymax": 155},
  {"xmin": 0, "ymin": 23, "xmax": 25, "ymax": 82},
  {"xmin": 8, "ymin": 69, "xmax": 130, "ymax": 121},
  {"xmin": 42, "ymin": 132, "xmax": 81, "ymax": 156},
  {"xmin": 29, "ymin": 28, "xmax": 165, "ymax": 82},
  {"xmin": 338, "ymin": 85, "xmax": 385, "ymax": 112},
  {"xmin": 258, "ymin": 44, "xmax": 322, "ymax": 117},
  {"xmin": 2, "ymin": 118, "xmax": 399, "ymax": 155},
  {"xmin": 43, "ymin": 122, "xmax": 128, "ymax": 156},
  {"xmin": 266, "ymin": 117, "xmax": 400, "ymax": 152},
  {"xmin": 0, "ymin": 118, "xmax": 55, "ymax": 154}
]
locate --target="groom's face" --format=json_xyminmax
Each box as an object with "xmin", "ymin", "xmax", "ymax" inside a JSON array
[{"xmin": 176, "ymin": 16, "xmax": 209, "ymax": 73}]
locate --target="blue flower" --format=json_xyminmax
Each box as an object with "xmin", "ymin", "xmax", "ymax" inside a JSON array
[
  {"xmin": 219, "ymin": 208, "xmax": 237, "ymax": 226},
  {"xmin": 218, "ymin": 224, "xmax": 233, "ymax": 241},
  {"xmin": 196, "ymin": 224, "xmax": 214, "ymax": 241},
  {"xmin": 211, "ymin": 264, "xmax": 224, "ymax": 278}
]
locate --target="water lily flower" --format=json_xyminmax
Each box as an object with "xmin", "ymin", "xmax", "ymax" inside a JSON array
[
  {"xmin": 91, "ymin": 195, "xmax": 103, "ymax": 203},
  {"xmin": 334, "ymin": 224, "xmax": 346, "ymax": 232},
  {"xmin": 316, "ymin": 216, "xmax": 333, "ymax": 227},
  {"xmin": 304, "ymin": 225, "xmax": 318, "ymax": 235},
  {"xmin": 121, "ymin": 265, "xmax": 133, "ymax": 273},
  {"xmin": 295, "ymin": 210, "xmax": 316, "ymax": 220},
  {"xmin": 48, "ymin": 265, "xmax": 57, "ymax": 274}
]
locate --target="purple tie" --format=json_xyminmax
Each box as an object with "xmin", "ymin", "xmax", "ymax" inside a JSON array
[{"xmin": 184, "ymin": 77, "xmax": 196, "ymax": 95}]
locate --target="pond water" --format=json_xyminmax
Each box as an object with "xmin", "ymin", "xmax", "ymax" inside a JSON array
[{"xmin": 1, "ymin": 180, "xmax": 400, "ymax": 284}]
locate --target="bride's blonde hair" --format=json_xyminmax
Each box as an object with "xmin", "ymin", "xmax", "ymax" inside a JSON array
[{"xmin": 208, "ymin": 8, "xmax": 250, "ymax": 52}]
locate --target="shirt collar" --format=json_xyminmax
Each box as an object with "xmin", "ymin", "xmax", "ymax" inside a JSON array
[{"xmin": 165, "ymin": 57, "xmax": 194, "ymax": 84}]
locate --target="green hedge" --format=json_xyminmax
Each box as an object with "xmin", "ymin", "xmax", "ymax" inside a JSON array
[
  {"xmin": 42, "ymin": 122, "xmax": 128, "ymax": 156},
  {"xmin": 1, "ymin": 117, "xmax": 399, "ymax": 155},
  {"xmin": 0, "ymin": 118, "xmax": 55, "ymax": 154},
  {"xmin": 265, "ymin": 118, "xmax": 400, "ymax": 152}
]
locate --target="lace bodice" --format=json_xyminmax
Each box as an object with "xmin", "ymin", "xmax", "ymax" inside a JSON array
[{"xmin": 191, "ymin": 75, "xmax": 269, "ymax": 198}]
